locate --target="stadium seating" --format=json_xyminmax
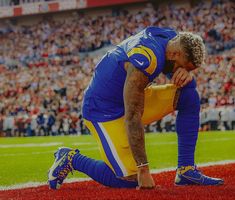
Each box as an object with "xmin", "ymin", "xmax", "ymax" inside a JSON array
[{"xmin": 0, "ymin": 0, "xmax": 234, "ymax": 136}]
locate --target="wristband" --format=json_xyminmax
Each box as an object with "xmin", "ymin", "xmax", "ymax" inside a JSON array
[{"xmin": 137, "ymin": 162, "xmax": 149, "ymax": 168}]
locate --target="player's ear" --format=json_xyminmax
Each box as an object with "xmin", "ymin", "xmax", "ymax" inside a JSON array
[{"xmin": 166, "ymin": 40, "xmax": 182, "ymax": 60}]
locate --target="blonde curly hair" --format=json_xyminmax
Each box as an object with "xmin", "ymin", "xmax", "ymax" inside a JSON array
[{"xmin": 179, "ymin": 32, "xmax": 206, "ymax": 68}]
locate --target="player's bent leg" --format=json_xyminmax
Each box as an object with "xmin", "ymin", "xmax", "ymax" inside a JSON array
[
  {"xmin": 48, "ymin": 116, "xmax": 139, "ymax": 189},
  {"xmin": 140, "ymin": 82, "xmax": 223, "ymax": 186},
  {"xmin": 176, "ymin": 86, "xmax": 200, "ymax": 168},
  {"xmin": 72, "ymin": 153, "xmax": 137, "ymax": 188},
  {"xmin": 48, "ymin": 146, "xmax": 137, "ymax": 189},
  {"xmin": 69, "ymin": 119, "xmax": 138, "ymax": 188},
  {"xmin": 85, "ymin": 119, "xmax": 138, "ymax": 177},
  {"xmin": 175, "ymin": 84, "xmax": 223, "ymax": 186}
]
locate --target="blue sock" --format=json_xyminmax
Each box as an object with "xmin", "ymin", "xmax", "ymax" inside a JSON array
[
  {"xmin": 72, "ymin": 153, "xmax": 138, "ymax": 188},
  {"xmin": 176, "ymin": 81, "xmax": 200, "ymax": 167}
]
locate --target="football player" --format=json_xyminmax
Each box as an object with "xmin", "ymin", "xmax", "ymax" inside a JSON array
[{"xmin": 48, "ymin": 27, "xmax": 223, "ymax": 189}]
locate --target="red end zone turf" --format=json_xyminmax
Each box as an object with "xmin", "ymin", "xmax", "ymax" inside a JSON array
[{"xmin": 1, "ymin": 164, "xmax": 235, "ymax": 200}]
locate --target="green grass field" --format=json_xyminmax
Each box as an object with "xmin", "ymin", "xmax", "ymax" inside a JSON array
[{"xmin": 0, "ymin": 131, "xmax": 235, "ymax": 186}]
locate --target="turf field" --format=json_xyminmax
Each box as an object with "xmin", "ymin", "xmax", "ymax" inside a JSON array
[
  {"xmin": 2, "ymin": 164, "xmax": 235, "ymax": 200},
  {"xmin": 0, "ymin": 131, "xmax": 235, "ymax": 187}
]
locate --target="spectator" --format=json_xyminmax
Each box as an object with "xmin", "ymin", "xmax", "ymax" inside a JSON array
[
  {"xmin": 3, "ymin": 111, "xmax": 15, "ymax": 137},
  {"xmin": 206, "ymin": 106, "xmax": 220, "ymax": 131},
  {"xmin": 220, "ymin": 106, "xmax": 230, "ymax": 130},
  {"xmin": 229, "ymin": 107, "xmax": 235, "ymax": 130}
]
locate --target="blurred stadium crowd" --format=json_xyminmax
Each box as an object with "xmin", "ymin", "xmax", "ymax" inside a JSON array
[
  {"xmin": 0, "ymin": 0, "xmax": 234, "ymax": 136},
  {"xmin": 0, "ymin": 0, "xmax": 53, "ymax": 6}
]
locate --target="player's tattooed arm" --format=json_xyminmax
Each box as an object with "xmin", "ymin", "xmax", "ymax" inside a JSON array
[
  {"xmin": 124, "ymin": 62, "xmax": 155, "ymax": 189},
  {"xmin": 124, "ymin": 62, "xmax": 149, "ymax": 165}
]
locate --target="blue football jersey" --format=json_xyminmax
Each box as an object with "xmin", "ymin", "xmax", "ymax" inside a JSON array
[{"xmin": 82, "ymin": 27, "xmax": 178, "ymax": 122}]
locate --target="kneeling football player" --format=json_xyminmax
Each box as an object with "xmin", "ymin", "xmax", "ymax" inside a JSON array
[{"xmin": 48, "ymin": 27, "xmax": 223, "ymax": 189}]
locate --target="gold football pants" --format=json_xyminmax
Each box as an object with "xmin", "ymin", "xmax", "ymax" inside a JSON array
[{"xmin": 84, "ymin": 84, "xmax": 179, "ymax": 177}]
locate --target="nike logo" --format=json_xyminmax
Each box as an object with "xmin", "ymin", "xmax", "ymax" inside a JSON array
[
  {"xmin": 48, "ymin": 153, "xmax": 67, "ymax": 180},
  {"xmin": 182, "ymin": 174, "xmax": 204, "ymax": 184},
  {"xmin": 134, "ymin": 59, "xmax": 144, "ymax": 66}
]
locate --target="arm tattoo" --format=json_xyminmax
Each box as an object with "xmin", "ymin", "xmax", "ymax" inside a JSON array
[{"xmin": 124, "ymin": 62, "xmax": 149, "ymax": 165}]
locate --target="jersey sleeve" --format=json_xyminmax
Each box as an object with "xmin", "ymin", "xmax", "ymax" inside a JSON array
[{"xmin": 127, "ymin": 45, "xmax": 157, "ymax": 79}]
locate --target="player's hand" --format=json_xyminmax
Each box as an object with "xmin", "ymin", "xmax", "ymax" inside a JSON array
[
  {"xmin": 136, "ymin": 165, "xmax": 155, "ymax": 189},
  {"xmin": 171, "ymin": 68, "xmax": 193, "ymax": 88}
]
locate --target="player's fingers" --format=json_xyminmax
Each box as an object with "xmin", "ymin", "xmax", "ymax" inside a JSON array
[
  {"xmin": 172, "ymin": 68, "xmax": 186, "ymax": 84},
  {"xmin": 171, "ymin": 68, "xmax": 182, "ymax": 84},
  {"xmin": 173, "ymin": 70, "xmax": 186, "ymax": 86},
  {"xmin": 180, "ymin": 75, "xmax": 193, "ymax": 87},
  {"xmin": 176, "ymin": 72, "xmax": 188, "ymax": 86},
  {"xmin": 136, "ymin": 185, "xmax": 156, "ymax": 190}
]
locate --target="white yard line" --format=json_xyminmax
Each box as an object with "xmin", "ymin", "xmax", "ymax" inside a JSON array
[
  {"xmin": 0, "ymin": 147, "xmax": 99, "ymax": 157},
  {"xmin": 147, "ymin": 137, "xmax": 235, "ymax": 146},
  {"xmin": 71, "ymin": 142, "xmax": 95, "ymax": 146},
  {"xmin": 0, "ymin": 151, "xmax": 55, "ymax": 157},
  {"xmin": 0, "ymin": 178, "xmax": 92, "ymax": 191},
  {"xmin": 0, "ymin": 159, "xmax": 235, "ymax": 191},
  {"xmin": 0, "ymin": 142, "xmax": 63, "ymax": 148},
  {"xmin": 151, "ymin": 159, "xmax": 235, "ymax": 173},
  {"xmin": 0, "ymin": 137, "xmax": 232, "ymax": 149}
]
